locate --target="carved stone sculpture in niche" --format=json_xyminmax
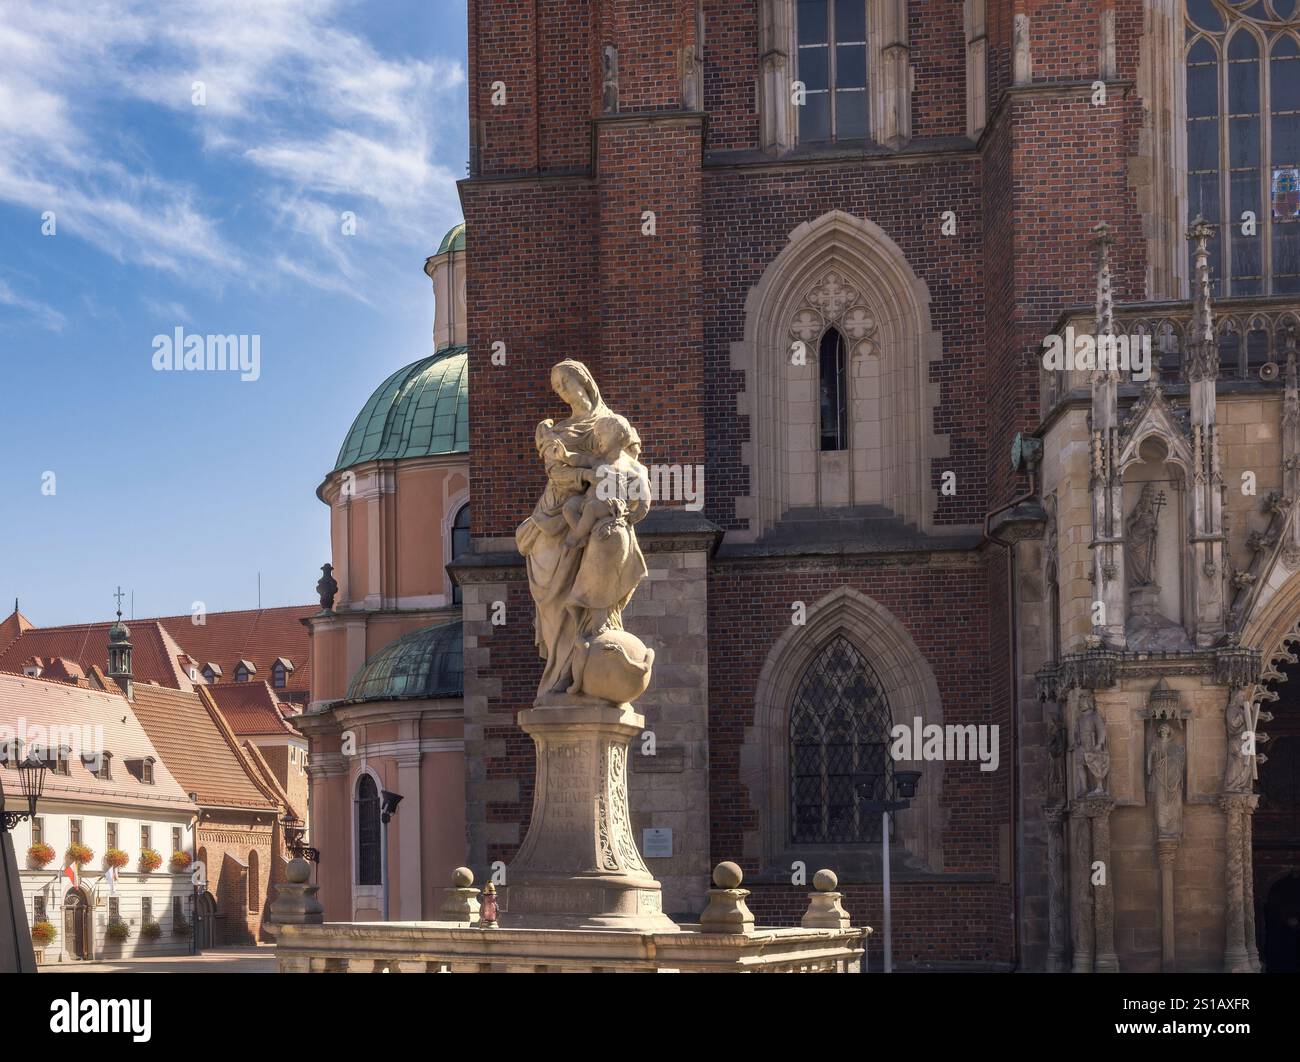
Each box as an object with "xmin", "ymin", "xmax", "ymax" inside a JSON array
[
  {"xmin": 1146, "ymin": 721, "xmax": 1186, "ymax": 839},
  {"xmin": 1223, "ymin": 686, "xmax": 1260, "ymax": 794},
  {"xmin": 1127, "ymin": 482, "xmax": 1162, "ymax": 589},
  {"xmin": 1124, "ymin": 481, "xmax": 1192, "ymax": 651},
  {"xmin": 1073, "ymin": 689, "xmax": 1111, "ymax": 797}
]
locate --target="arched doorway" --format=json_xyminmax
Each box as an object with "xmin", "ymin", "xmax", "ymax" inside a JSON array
[
  {"xmin": 61, "ymin": 887, "xmax": 90, "ymax": 960},
  {"xmin": 195, "ymin": 892, "xmax": 216, "ymax": 949},
  {"xmin": 1256, "ymin": 651, "xmax": 1300, "ymax": 970}
]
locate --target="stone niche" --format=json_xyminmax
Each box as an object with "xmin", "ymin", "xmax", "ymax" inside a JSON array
[{"xmin": 1122, "ymin": 439, "xmax": 1190, "ymax": 651}]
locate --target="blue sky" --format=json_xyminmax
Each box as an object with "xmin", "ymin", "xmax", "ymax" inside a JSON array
[{"xmin": 0, "ymin": 0, "xmax": 469, "ymax": 625}]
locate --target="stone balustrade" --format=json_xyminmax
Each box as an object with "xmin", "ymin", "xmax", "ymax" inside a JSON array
[
  {"xmin": 275, "ymin": 921, "xmax": 865, "ymax": 973},
  {"xmin": 273, "ymin": 862, "xmax": 868, "ymax": 973},
  {"xmin": 1039, "ymin": 294, "xmax": 1300, "ymax": 413}
]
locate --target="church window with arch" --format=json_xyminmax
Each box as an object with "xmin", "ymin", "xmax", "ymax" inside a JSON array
[
  {"xmin": 819, "ymin": 328, "xmax": 850, "ymax": 451},
  {"xmin": 790, "ymin": 634, "xmax": 894, "ymax": 844},
  {"xmin": 1185, "ymin": 0, "xmax": 1300, "ymax": 295},
  {"xmin": 355, "ymin": 774, "xmax": 382, "ymax": 886}
]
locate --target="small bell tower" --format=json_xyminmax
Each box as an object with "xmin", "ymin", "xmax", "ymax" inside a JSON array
[{"xmin": 107, "ymin": 586, "xmax": 133, "ymax": 701}]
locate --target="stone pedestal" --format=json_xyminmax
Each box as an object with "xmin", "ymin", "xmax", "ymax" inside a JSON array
[
  {"xmin": 266, "ymin": 857, "xmax": 324, "ymax": 933},
  {"xmin": 1043, "ymin": 803, "xmax": 1068, "ymax": 973},
  {"xmin": 1086, "ymin": 795, "xmax": 1119, "ymax": 973},
  {"xmin": 1220, "ymin": 792, "xmax": 1258, "ymax": 973},
  {"xmin": 505, "ymin": 702, "xmax": 677, "ymax": 931}
]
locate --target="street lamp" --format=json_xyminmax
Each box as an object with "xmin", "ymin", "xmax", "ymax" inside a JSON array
[
  {"xmin": 379, "ymin": 791, "xmax": 402, "ymax": 921},
  {"xmin": 283, "ymin": 816, "xmax": 319, "ymax": 864},
  {"xmin": 1, "ymin": 752, "xmax": 48, "ymax": 831},
  {"xmin": 2, "ymin": 752, "xmax": 49, "ymax": 973},
  {"xmin": 853, "ymin": 766, "xmax": 922, "ymax": 974}
]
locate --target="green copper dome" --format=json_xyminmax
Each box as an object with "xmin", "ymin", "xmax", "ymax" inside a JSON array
[
  {"xmin": 344, "ymin": 621, "xmax": 464, "ymax": 703},
  {"xmin": 436, "ymin": 222, "xmax": 465, "ymax": 256},
  {"xmin": 334, "ymin": 346, "xmax": 468, "ymax": 472}
]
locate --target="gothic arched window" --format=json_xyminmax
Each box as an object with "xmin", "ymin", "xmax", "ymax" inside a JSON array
[
  {"xmin": 790, "ymin": 634, "xmax": 893, "ymax": 844},
  {"xmin": 819, "ymin": 327, "xmax": 849, "ymax": 451},
  {"xmin": 1185, "ymin": 1, "xmax": 1300, "ymax": 295},
  {"xmin": 796, "ymin": 0, "xmax": 869, "ymax": 143},
  {"xmin": 355, "ymin": 774, "xmax": 382, "ymax": 886}
]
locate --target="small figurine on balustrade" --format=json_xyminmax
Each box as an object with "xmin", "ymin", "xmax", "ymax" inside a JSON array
[{"xmin": 479, "ymin": 882, "xmax": 499, "ymax": 929}]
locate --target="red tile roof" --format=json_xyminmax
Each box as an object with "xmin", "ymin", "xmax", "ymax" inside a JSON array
[
  {"xmin": 128, "ymin": 683, "xmax": 282, "ymax": 812},
  {"xmin": 143, "ymin": 605, "xmax": 315, "ymax": 694},
  {"xmin": 0, "ymin": 672, "xmax": 196, "ymax": 815},
  {"xmin": 0, "ymin": 620, "xmax": 194, "ymax": 692},
  {"xmin": 0, "ymin": 604, "xmax": 315, "ymax": 698},
  {"xmin": 207, "ymin": 682, "xmax": 300, "ymax": 737}
]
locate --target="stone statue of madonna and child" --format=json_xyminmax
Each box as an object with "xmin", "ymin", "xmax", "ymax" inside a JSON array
[{"xmin": 515, "ymin": 358, "xmax": 656, "ymax": 708}]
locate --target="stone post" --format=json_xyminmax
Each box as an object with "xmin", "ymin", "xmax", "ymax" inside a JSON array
[
  {"xmin": 1044, "ymin": 803, "xmax": 1068, "ymax": 972},
  {"xmin": 504, "ymin": 703, "xmax": 676, "ymax": 931},
  {"xmin": 438, "ymin": 867, "xmax": 481, "ymax": 925},
  {"xmin": 801, "ymin": 869, "xmax": 851, "ymax": 930},
  {"xmin": 700, "ymin": 862, "xmax": 755, "ymax": 934},
  {"xmin": 1220, "ymin": 792, "xmax": 1257, "ymax": 972},
  {"xmin": 1088, "ymin": 795, "xmax": 1119, "ymax": 972},
  {"xmin": 266, "ymin": 857, "xmax": 324, "ymax": 929},
  {"xmin": 1157, "ymin": 839, "xmax": 1178, "ymax": 972},
  {"xmin": 1069, "ymin": 804, "xmax": 1093, "ymax": 972}
]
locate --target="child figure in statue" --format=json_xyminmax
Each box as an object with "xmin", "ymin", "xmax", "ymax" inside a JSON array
[{"xmin": 551, "ymin": 415, "xmax": 651, "ymax": 550}]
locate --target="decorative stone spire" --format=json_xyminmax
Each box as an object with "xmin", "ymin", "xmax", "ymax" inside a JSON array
[{"xmin": 1186, "ymin": 216, "xmax": 1218, "ymax": 383}]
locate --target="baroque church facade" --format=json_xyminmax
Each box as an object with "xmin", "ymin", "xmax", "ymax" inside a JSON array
[{"xmin": 298, "ymin": 0, "xmax": 1300, "ymax": 972}]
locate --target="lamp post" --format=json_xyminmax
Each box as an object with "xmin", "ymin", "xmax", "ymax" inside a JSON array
[
  {"xmin": 1, "ymin": 753, "xmax": 50, "ymax": 973},
  {"xmin": 853, "ymin": 767, "xmax": 921, "ymax": 974},
  {"xmin": 379, "ymin": 792, "xmax": 402, "ymax": 921}
]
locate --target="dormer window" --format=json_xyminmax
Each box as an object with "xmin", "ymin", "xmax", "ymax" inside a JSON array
[
  {"xmin": 126, "ymin": 756, "xmax": 157, "ymax": 785},
  {"xmin": 82, "ymin": 750, "xmax": 112, "ymax": 780},
  {"xmin": 271, "ymin": 658, "xmax": 293, "ymax": 690},
  {"xmin": 22, "ymin": 658, "xmax": 43, "ymax": 679},
  {"xmin": 49, "ymin": 746, "xmax": 72, "ymax": 776},
  {"xmin": 202, "ymin": 663, "xmax": 221, "ymax": 684},
  {"xmin": 234, "ymin": 660, "xmax": 255, "ymax": 683}
]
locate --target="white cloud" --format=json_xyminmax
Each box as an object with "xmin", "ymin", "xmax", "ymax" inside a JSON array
[
  {"xmin": 0, "ymin": 0, "xmax": 465, "ymax": 299},
  {"xmin": 0, "ymin": 279, "xmax": 66, "ymax": 332}
]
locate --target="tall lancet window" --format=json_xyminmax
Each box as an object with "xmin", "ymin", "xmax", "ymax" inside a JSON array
[
  {"xmin": 796, "ymin": 0, "xmax": 869, "ymax": 143},
  {"xmin": 819, "ymin": 328, "xmax": 849, "ymax": 451},
  {"xmin": 1185, "ymin": 0, "xmax": 1300, "ymax": 294},
  {"xmin": 790, "ymin": 635, "xmax": 893, "ymax": 844}
]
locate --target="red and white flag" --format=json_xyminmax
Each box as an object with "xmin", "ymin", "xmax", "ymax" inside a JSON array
[{"xmin": 62, "ymin": 863, "xmax": 77, "ymax": 887}]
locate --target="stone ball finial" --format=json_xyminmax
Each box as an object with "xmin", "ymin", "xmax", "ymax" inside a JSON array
[
  {"xmin": 713, "ymin": 861, "xmax": 743, "ymax": 889},
  {"xmin": 286, "ymin": 858, "xmax": 311, "ymax": 885},
  {"xmin": 813, "ymin": 868, "xmax": 838, "ymax": 892},
  {"xmin": 452, "ymin": 866, "xmax": 474, "ymax": 888}
]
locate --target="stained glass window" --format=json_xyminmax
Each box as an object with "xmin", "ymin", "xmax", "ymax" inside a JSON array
[
  {"xmin": 1185, "ymin": 3, "xmax": 1300, "ymax": 294},
  {"xmin": 790, "ymin": 634, "xmax": 893, "ymax": 844},
  {"xmin": 797, "ymin": 0, "xmax": 869, "ymax": 143}
]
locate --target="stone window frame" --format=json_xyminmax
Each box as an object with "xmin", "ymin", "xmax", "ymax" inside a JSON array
[
  {"xmin": 352, "ymin": 766, "xmax": 385, "ymax": 893},
  {"xmin": 740, "ymin": 586, "xmax": 945, "ymax": 877},
  {"xmin": 758, "ymin": 0, "xmax": 911, "ymax": 153},
  {"xmin": 728, "ymin": 209, "xmax": 949, "ymax": 541}
]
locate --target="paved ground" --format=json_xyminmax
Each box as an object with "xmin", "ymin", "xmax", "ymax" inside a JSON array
[{"xmin": 39, "ymin": 946, "xmax": 276, "ymax": 974}]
